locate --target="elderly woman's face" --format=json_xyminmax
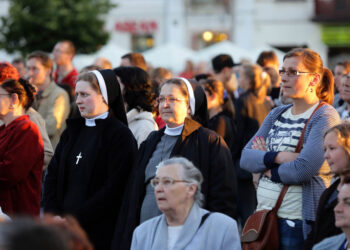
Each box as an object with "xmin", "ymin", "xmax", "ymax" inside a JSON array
[
  {"xmin": 75, "ymin": 80, "xmax": 108, "ymax": 118},
  {"xmin": 154, "ymin": 164, "xmax": 195, "ymax": 214},
  {"xmin": 159, "ymin": 83, "xmax": 190, "ymax": 128}
]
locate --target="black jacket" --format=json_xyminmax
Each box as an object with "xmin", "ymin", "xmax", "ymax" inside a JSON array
[
  {"xmin": 43, "ymin": 116, "xmax": 138, "ymax": 250},
  {"xmin": 303, "ymin": 178, "xmax": 342, "ymax": 250},
  {"xmin": 112, "ymin": 118, "xmax": 237, "ymax": 250}
]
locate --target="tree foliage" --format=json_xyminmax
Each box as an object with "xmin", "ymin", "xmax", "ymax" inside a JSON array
[{"xmin": 0, "ymin": 0, "xmax": 115, "ymax": 55}]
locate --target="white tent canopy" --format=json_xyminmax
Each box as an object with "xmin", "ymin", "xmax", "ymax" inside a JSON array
[
  {"xmin": 194, "ymin": 41, "xmax": 255, "ymax": 65},
  {"xmin": 143, "ymin": 43, "xmax": 196, "ymax": 73}
]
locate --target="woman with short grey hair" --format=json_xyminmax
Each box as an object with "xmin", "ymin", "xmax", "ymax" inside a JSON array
[
  {"xmin": 157, "ymin": 157, "xmax": 204, "ymax": 207},
  {"xmin": 131, "ymin": 157, "xmax": 241, "ymax": 250}
]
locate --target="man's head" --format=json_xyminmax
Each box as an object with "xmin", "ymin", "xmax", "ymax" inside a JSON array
[
  {"xmin": 0, "ymin": 62, "xmax": 19, "ymax": 84},
  {"xmin": 256, "ymin": 50, "xmax": 280, "ymax": 72},
  {"xmin": 52, "ymin": 40, "xmax": 75, "ymax": 66},
  {"xmin": 335, "ymin": 175, "xmax": 350, "ymax": 231},
  {"xmin": 27, "ymin": 51, "xmax": 53, "ymax": 88},
  {"xmin": 211, "ymin": 54, "xmax": 234, "ymax": 74},
  {"xmin": 120, "ymin": 53, "xmax": 147, "ymax": 71},
  {"xmin": 11, "ymin": 58, "xmax": 27, "ymax": 79}
]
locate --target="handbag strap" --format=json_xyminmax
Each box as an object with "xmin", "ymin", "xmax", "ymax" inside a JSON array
[
  {"xmin": 272, "ymin": 101, "xmax": 326, "ymax": 211},
  {"xmin": 294, "ymin": 101, "xmax": 326, "ymax": 153}
]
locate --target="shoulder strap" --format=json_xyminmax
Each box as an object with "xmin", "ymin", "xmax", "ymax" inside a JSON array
[
  {"xmin": 295, "ymin": 102, "xmax": 326, "ymax": 153},
  {"xmin": 272, "ymin": 102, "xmax": 326, "ymax": 210},
  {"xmin": 199, "ymin": 213, "xmax": 211, "ymax": 228},
  {"xmin": 272, "ymin": 185, "xmax": 289, "ymax": 211}
]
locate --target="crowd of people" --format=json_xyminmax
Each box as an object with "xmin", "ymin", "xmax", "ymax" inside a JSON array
[{"xmin": 1, "ymin": 40, "xmax": 350, "ymax": 250}]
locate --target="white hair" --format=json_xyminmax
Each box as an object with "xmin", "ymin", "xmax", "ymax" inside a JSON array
[{"xmin": 156, "ymin": 157, "xmax": 204, "ymax": 207}]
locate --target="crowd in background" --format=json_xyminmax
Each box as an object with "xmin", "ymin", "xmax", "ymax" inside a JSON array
[{"xmin": 1, "ymin": 40, "xmax": 350, "ymax": 250}]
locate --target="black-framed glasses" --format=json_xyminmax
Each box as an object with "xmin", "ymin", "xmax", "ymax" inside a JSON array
[
  {"xmin": 279, "ymin": 69, "xmax": 315, "ymax": 77},
  {"xmin": 156, "ymin": 96, "xmax": 186, "ymax": 104},
  {"xmin": 150, "ymin": 176, "xmax": 189, "ymax": 188}
]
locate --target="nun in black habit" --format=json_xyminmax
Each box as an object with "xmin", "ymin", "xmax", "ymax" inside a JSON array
[
  {"xmin": 111, "ymin": 78, "xmax": 237, "ymax": 250},
  {"xmin": 43, "ymin": 70, "xmax": 138, "ymax": 250}
]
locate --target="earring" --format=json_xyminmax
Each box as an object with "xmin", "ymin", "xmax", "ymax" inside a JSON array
[{"xmin": 310, "ymin": 88, "xmax": 313, "ymax": 93}]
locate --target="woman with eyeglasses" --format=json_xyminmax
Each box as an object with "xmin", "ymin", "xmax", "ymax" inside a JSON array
[
  {"xmin": 112, "ymin": 78, "xmax": 237, "ymax": 250},
  {"xmin": 240, "ymin": 48, "xmax": 341, "ymax": 249},
  {"xmin": 131, "ymin": 157, "xmax": 241, "ymax": 250},
  {"xmin": 0, "ymin": 79, "xmax": 44, "ymax": 216}
]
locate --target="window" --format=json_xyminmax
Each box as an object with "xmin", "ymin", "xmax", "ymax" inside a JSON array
[{"xmin": 131, "ymin": 34, "xmax": 154, "ymax": 52}]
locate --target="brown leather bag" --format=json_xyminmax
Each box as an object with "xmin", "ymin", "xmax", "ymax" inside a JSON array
[
  {"xmin": 241, "ymin": 102, "xmax": 326, "ymax": 250},
  {"xmin": 241, "ymin": 185, "xmax": 288, "ymax": 250}
]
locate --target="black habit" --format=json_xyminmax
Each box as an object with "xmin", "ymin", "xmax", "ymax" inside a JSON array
[{"xmin": 43, "ymin": 115, "xmax": 138, "ymax": 250}]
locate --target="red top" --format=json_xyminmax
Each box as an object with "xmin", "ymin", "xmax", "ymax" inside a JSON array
[
  {"xmin": 155, "ymin": 114, "xmax": 166, "ymax": 129},
  {"xmin": 54, "ymin": 68, "xmax": 78, "ymax": 89},
  {"xmin": 0, "ymin": 115, "xmax": 44, "ymax": 216}
]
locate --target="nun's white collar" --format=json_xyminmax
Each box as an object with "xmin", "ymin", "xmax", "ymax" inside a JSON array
[
  {"xmin": 164, "ymin": 124, "xmax": 184, "ymax": 136},
  {"xmin": 85, "ymin": 111, "xmax": 109, "ymax": 127}
]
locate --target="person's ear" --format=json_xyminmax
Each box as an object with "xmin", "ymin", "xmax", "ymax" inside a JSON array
[
  {"xmin": 187, "ymin": 184, "xmax": 196, "ymax": 198},
  {"xmin": 309, "ymin": 73, "xmax": 321, "ymax": 87}
]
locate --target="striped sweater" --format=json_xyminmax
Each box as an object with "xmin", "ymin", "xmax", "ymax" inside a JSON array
[{"xmin": 240, "ymin": 103, "xmax": 341, "ymax": 238}]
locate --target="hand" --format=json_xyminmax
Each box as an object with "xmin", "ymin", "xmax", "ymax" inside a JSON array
[
  {"xmin": 263, "ymin": 169, "xmax": 271, "ymax": 178},
  {"xmin": 275, "ymin": 152, "xmax": 299, "ymax": 164},
  {"xmin": 252, "ymin": 136, "xmax": 267, "ymax": 151}
]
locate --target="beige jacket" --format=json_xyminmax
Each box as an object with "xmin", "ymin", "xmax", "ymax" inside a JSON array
[{"xmin": 33, "ymin": 82, "xmax": 70, "ymax": 149}]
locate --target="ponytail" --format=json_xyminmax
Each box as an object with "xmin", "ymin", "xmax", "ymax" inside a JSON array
[{"xmin": 316, "ymin": 67, "xmax": 334, "ymax": 105}]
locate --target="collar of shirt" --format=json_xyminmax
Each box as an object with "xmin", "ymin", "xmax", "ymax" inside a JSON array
[
  {"xmin": 164, "ymin": 124, "xmax": 184, "ymax": 136},
  {"xmin": 85, "ymin": 111, "xmax": 109, "ymax": 127}
]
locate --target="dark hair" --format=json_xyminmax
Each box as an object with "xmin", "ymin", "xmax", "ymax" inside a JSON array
[
  {"xmin": 121, "ymin": 53, "xmax": 147, "ymax": 71},
  {"xmin": 194, "ymin": 73, "xmax": 213, "ymax": 82},
  {"xmin": 283, "ymin": 48, "xmax": 334, "ymax": 105},
  {"xmin": 114, "ymin": 66, "xmax": 155, "ymax": 112},
  {"xmin": 201, "ymin": 79, "xmax": 224, "ymax": 105},
  {"xmin": 27, "ymin": 51, "xmax": 53, "ymax": 71},
  {"xmin": 11, "ymin": 57, "xmax": 26, "ymax": 66},
  {"xmin": 256, "ymin": 51, "xmax": 279, "ymax": 67},
  {"xmin": 211, "ymin": 54, "xmax": 234, "ymax": 74},
  {"xmin": 57, "ymin": 40, "xmax": 76, "ymax": 56},
  {"xmin": 1, "ymin": 79, "xmax": 36, "ymax": 111},
  {"xmin": 241, "ymin": 64, "xmax": 270, "ymax": 100},
  {"xmin": 76, "ymin": 72, "xmax": 101, "ymax": 95},
  {"xmin": 0, "ymin": 218, "xmax": 69, "ymax": 250}
]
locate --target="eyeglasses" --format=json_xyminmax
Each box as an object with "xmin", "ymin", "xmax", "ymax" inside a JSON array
[
  {"xmin": 150, "ymin": 176, "xmax": 189, "ymax": 188},
  {"xmin": 279, "ymin": 69, "xmax": 315, "ymax": 77},
  {"xmin": 156, "ymin": 96, "xmax": 186, "ymax": 104}
]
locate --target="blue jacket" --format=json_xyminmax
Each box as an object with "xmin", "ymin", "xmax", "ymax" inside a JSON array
[
  {"xmin": 312, "ymin": 233, "xmax": 346, "ymax": 250},
  {"xmin": 240, "ymin": 103, "xmax": 340, "ymax": 237},
  {"xmin": 131, "ymin": 203, "xmax": 241, "ymax": 250}
]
